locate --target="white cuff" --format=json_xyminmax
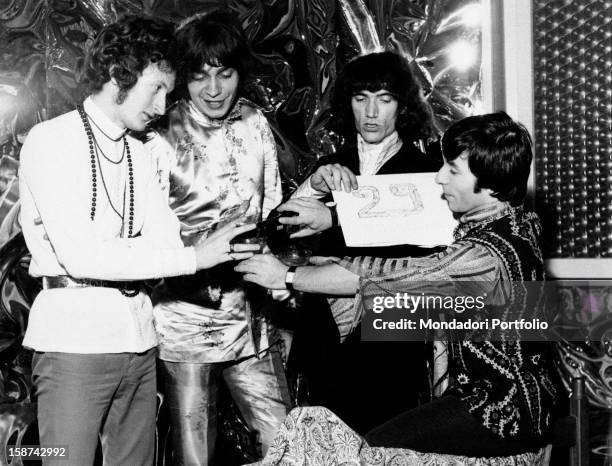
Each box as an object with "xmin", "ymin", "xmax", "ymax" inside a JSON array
[{"xmin": 291, "ymin": 176, "xmax": 327, "ymax": 199}]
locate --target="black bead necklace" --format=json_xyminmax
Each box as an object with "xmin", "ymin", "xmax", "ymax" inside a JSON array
[{"xmin": 77, "ymin": 105, "xmax": 134, "ymax": 238}]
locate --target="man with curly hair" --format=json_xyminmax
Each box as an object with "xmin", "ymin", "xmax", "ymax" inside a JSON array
[
  {"xmin": 19, "ymin": 16, "xmax": 258, "ymax": 465},
  {"xmin": 282, "ymin": 52, "xmax": 442, "ymax": 434}
]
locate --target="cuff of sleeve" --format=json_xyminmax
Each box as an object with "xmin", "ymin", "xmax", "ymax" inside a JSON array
[
  {"xmin": 159, "ymin": 246, "xmax": 197, "ymax": 278},
  {"xmin": 327, "ymin": 295, "xmax": 363, "ymax": 342},
  {"xmin": 291, "ymin": 177, "xmax": 327, "ymax": 199},
  {"xmin": 271, "ymin": 289, "xmax": 291, "ymax": 301}
]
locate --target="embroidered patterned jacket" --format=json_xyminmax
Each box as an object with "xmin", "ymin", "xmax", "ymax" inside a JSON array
[
  {"xmin": 338, "ymin": 202, "xmax": 561, "ymax": 441},
  {"xmin": 447, "ymin": 205, "xmax": 559, "ymax": 441}
]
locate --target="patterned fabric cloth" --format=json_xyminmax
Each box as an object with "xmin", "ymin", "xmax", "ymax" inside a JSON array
[
  {"xmin": 146, "ymin": 98, "xmax": 283, "ymax": 363},
  {"xmin": 336, "ymin": 201, "xmax": 560, "ymax": 441},
  {"xmin": 248, "ymin": 406, "xmax": 550, "ymax": 466}
]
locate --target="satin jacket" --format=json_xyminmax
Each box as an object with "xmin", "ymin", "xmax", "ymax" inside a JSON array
[{"xmin": 147, "ymin": 98, "xmax": 282, "ymax": 362}]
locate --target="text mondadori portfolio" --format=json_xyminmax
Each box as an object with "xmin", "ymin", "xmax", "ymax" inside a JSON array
[
  {"xmin": 370, "ymin": 292, "xmax": 550, "ymax": 331},
  {"xmin": 372, "ymin": 318, "xmax": 549, "ymax": 330}
]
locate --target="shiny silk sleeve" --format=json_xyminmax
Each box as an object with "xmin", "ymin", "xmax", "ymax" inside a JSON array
[
  {"xmin": 145, "ymin": 131, "xmax": 174, "ymax": 201},
  {"xmin": 258, "ymin": 111, "xmax": 283, "ymax": 218}
]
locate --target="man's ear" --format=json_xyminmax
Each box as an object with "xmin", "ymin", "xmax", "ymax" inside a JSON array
[
  {"xmin": 482, "ymin": 187, "xmax": 498, "ymax": 201},
  {"xmin": 109, "ymin": 66, "xmax": 120, "ymax": 86},
  {"xmin": 107, "ymin": 66, "xmax": 124, "ymax": 104},
  {"xmin": 473, "ymin": 180, "xmax": 495, "ymax": 198}
]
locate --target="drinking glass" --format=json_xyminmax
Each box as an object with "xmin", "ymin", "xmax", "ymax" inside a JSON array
[{"xmin": 276, "ymin": 244, "xmax": 312, "ymax": 266}]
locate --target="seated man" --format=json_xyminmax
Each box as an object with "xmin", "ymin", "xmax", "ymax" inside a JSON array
[{"xmin": 237, "ymin": 111, "xmax": 562, "ymax": 457}]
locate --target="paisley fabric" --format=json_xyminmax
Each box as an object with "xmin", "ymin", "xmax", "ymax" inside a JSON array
[
  {"xmin": 147, "ymin": 98, "xmax": 282, "ymax": 363},
  {"xmin": 248, "ymin": 406, "xmax": 549, "ymax": 466}
]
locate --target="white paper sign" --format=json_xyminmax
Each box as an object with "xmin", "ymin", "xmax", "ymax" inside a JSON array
[{"xmin": 331, "ymin": 173, "xmax": 456, "ymax": 247}]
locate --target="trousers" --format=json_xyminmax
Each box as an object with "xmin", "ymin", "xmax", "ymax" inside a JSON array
[
  {"xmin": 32, "ymin": 349, "xmax": 157, "ymax": 465},
  {"xmin": 160, "ymin": 345, "xmax": 291, "ymax": 465}
]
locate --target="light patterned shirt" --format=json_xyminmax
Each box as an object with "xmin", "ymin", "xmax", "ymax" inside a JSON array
[{"xmin": 147, "ymin": 98, "xmax": 283, "ymax": 362}]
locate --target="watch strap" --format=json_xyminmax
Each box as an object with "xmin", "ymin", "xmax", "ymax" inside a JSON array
[
  {"xmin": 285, "ymin": 265, "xmax": 298, "ymax": 291},
  {"xmin": 325, "ymin": 201, "xmax": 339, "ymax": 227}
]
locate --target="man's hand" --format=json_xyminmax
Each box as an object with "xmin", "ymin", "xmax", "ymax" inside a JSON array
[
  {"xmin": 309, "ymin": 163, "xmax": 358, "ymax": 193},
  {"xmin": 194, "ymin": 220, "xmax": 261, "ymax": 270},
  {"xmin": 235, "ymin": 254, "xmax": 289, "ymax": 290},
  {"xmin": 277, "ymin": 198, "xmax": 334, "ymax": 238}
]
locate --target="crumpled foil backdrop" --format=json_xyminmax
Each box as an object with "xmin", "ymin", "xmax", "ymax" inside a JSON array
[
  {"xmin": 0, "ymin": 2, "xmax": 611, "ymax": 457},
  {"xmin": 0, "ymin": 0, "xmax": 483, "ymax": 205}
]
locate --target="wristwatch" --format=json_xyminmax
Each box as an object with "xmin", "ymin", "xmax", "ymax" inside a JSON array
[
  {"xmin": 325, "ymin": 201, "xmax": 339, "ymax": 227},
  {"xmin": 285, "ymin": 266, "xmax": 298, "ymax": 291}
]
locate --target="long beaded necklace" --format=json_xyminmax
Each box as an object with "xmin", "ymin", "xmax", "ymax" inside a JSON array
[
  {"xmin": 77, "ymin": 105, "xmax": 137, "ymax": 297},
  {"xmin": 77, "ymin": 105, "xmax": 134, "ymax": 238}
]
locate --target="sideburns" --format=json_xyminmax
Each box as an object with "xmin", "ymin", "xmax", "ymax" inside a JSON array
[{"xmin": 115, "ymin": 88, "xmax": 128, "ymax": 105}]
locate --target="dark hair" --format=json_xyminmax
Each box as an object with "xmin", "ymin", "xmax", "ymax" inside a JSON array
[
  {"xmin": 174, "ymin": 9, "xmax": 254, "ymax": 99},
  {"xmin": 82, "ymin": 16, "xmax": 177, "ymax": 103},
  {"xmin": 441, "ymin": 111, "xmax": 533, "ymax": 206},
  {"xmin": 332, "ymin": 51, "xmax": 435, "ymax": 145}
]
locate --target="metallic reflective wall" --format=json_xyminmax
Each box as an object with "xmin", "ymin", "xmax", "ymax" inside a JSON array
[{"xmin": 0, "ymin": 0, "xmax": 484, "ymax": 210}]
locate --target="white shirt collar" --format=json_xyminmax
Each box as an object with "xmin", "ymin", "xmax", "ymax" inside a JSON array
[
  {"xmin": 357, "ymin": 131, "xmax": 403, "ymax": 175},
  {"xmin": 83, "ymin": 96, "xmax": 126, "ymax": 141},
  {"xmin": 186, "ymin": 98, "xmax": 246, "ymax": 129}
]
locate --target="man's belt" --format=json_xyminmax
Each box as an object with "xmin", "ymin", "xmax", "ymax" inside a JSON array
[{"xmin": 42, "ymin": 276, "xmax": 145, "ymax": 297}]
